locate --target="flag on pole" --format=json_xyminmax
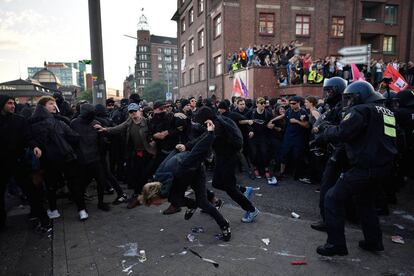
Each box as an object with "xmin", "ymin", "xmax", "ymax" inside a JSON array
[
  {"xmin": 383, "ymin": 64, "xmax": 409, "ymax": 92},
  {"xmin": 351, "ymin": 64, "xmax": 365, "ymax": 82},
  {"xmin": 240, "ymin": 78, "xmax": 250, "ymax": 98},
  {"xmin": 232, "ymin": 78, "xmax": 250, "ymax": 98},
  {"xmin": 232, "ymin": 78, "xmax": 243, "ymax": 97}
]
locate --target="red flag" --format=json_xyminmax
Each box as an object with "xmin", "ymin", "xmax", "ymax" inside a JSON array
[
  {"xmin": 383, "ymin": 64, "xmax": 409, "ymax": 92},
  {"xmin": 351, "ymin": 64, "xmax": 365, "ymax": 82},
  {"xmin": 232, "ymin": 78, "xmax": 243, "ymax": 97}
]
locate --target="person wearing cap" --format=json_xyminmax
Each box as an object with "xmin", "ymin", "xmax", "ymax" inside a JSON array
[
  {"xmin": 277, "ymin": 96, "xmax": 310, "ymax": 180},
  {"xmin": 95, "ymin": 103, "xmax": 156, "ymax": 209}
]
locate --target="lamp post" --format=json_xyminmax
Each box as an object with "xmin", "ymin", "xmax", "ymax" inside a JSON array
[{"xmin": 88, "ymin": 0, "xmax": 106, "ymax": 105}]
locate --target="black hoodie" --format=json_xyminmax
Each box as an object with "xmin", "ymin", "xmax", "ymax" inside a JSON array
[
  {"xmin": 0, "ymin": 95, "xmax": 30, "ymax": 163},
  {"xmin": 70, "ymin": 104, "xmax": 102, "ymax": 164},
  {"xmin": 29, "ymin": 104, "xmax": 79, "ymax": 165}
]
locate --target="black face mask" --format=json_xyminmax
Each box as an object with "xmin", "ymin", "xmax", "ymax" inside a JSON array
[{"xmin": 154, "ymin": 112, "xmax": 166, "ymax": 119}]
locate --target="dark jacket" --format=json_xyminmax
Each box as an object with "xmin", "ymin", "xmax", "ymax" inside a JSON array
[
  {"xmin": 322, "ymin": 103, "xmax": 397, "ymax": 168},
  {"xmin": 149, "ymin": 112, "xmax": 179, "ymax": 153},
  {"xmin": 70, "ymin": 104, "xmax": 102, "ymax": 165},
  {"xmin": 0, "ymin": 103, "xmax": 30, "ymax": 163},
  {"xmin": 29, "ymin": 105, "xmax": 79, "ymax": 165},
  {"xmin": 155, "ymin": 131, "xmax": 214, "ymax": 198}
]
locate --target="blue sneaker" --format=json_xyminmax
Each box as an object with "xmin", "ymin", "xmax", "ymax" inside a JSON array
[
  {"xmin": 243, "ymin": 186, "xmax": 253, "ymax": 200},
  {"xmin": 241, "ymin": 208, "xmax": 260, "ymax": 223}
]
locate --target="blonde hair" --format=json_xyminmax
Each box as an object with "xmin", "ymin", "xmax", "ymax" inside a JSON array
[{"xmin": 139, "ymin": 182, "xmax": 162, "ymax": 206}]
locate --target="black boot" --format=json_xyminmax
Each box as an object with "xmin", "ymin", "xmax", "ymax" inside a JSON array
[
  {"xmin": 310, "ymin": 220, "xmax": 328, "ymax": 232},
  {"xmin": 316, "ymin": 243, "xmax": 348, "ymax": 256},
  {"xmin": 358, "ymin": 240, "xmax": 384, "ymax": 252}
]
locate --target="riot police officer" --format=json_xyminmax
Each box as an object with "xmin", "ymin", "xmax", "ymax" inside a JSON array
[
  {"xmin": 394, "ymin": 90, "xmax": 414, "ymax": 179},
  {"xmin": 315, "ymin": 81, "xmax": 397, "ymax": 256},
  {"xmin": 310, "ymin": 77, "xmax": 348, "ymax": 232}
]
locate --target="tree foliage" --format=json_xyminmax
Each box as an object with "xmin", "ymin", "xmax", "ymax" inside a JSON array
[
  {"xmin": 76, "ymin": 90, "xmax": 92, "ymax": 103},
  {"xmin": 141, "ymin": 81, "xmax": 166, "ymax": 102}
]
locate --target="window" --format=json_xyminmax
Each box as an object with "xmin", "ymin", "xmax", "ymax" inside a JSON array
[
  {"xmin": 190, "ymin": 68, "xmax": 195, "ymax": 84},
  {"xmin": 189, "ymin": 38, "xmax": 194, "ymax": 55},
  {"xmin": 181, "ymin": 17, "xmax": 186, "ymax": 33},
  {"xmin": 331, "ymin": 17, "xmax": 344, "ymax": 37},
  {"xmin": 198, "ymin": 0, "xmax": 204, "ymax": 14},
  {"xmin": 158, "ymin": 63, "xmax": 163, "ymax": 69},
  {"xmin": 214, "ymin": 14, "xmax": 222, "ymax": 38},
  {"xmin": 383, "ymin": 36, "xmax": 396, "ymax": 53},
  {"xmin": 385, "ymin": 5, "xmax": 398, "ymax": 25},
  {"xmin": 182, "ymin": 72, "xmax": 186, "ymax": 86},
  {"xmin": 158, "ymin": 55, "xmax": 162, "ymax": 61},
  {"xmin": 214, "ymin": 55, "xmax": 222, "ymax": 76},
  {"xmin": 157, "ymin": 48, "xmax": 162, "ymax": 54},
  {"xmin": 295, "ymin": 15, "xmax": 310, "ymax": 36},
  {"xmin": 139, "ymin": 46, "xmax": 148, "ymax": 52},
  {"xmin": 181, "ymin": 44, "xmax": 186, "ymax": 59},
  {"xmin": 189, "ymin": 8, "xmax": 194, "ymax": 25},
  {"xmin": 198, "ymin": 29, "xmax": 204, "ymax": 49},
  {"xmin": 259, "ymin": 13, "xmax": 274, "ymax": 35},
  {"xmin": 165, "ymin": 56, "xmax": 172, "ymax": 63},
  {"xmin": 164, "ymin": 48, "xmax": 171, "ymax": 55},
  {"xmin": 174, "ymin": 55, "xmax": 178, "ymax": 62},
  {"xmin": 173, "ymin": 49, "xmax": 177, "ymax": 55},
  {"xmin": 174, "ymin": 64, "xmax": 178, "ymax": 70},
  {"xmin": 199, "ymin": 63, "xmax": 205, "ymax": 81}
]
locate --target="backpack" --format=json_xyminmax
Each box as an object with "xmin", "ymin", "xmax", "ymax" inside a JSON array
[{"xmin": 216, "ymin": 115, "xmax": 243, "ymax": 151}]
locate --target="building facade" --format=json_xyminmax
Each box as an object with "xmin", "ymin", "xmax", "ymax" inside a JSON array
[
  {"xmin": 134, "ymin": 13, "xmax": 179, "ymax": 96},
  {"xmin": 173, "ymin": 0, "xmax": 414, "ymax": 99}
]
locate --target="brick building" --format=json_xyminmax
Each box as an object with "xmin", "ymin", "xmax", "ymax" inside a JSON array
[
  {"xmin": 135, "ymin": 13, "xmax": 179, "ymax": 96},
  {"xmin": 172, "ymin": 0, "xmax": 414, "ymax": 100}
]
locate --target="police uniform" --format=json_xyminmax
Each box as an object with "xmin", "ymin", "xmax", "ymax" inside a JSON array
[{"xmin": 316, "ymin": 81, "xmax": 397, "ymax": 256}]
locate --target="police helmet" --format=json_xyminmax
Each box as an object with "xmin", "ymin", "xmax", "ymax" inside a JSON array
[
  {"xmin": 343, "ymin": 81, "xmax": 384, "ymax": 108},
  {"xmin": 323, "ymin": 77, "xmax": 348, "ymax": 106},
  {"xmin": 394, "ymin": 89, "xmax": 414, "ymax": 107}
]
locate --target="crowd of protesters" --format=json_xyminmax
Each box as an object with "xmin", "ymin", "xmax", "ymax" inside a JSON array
[
  {"xmin": 1, "ymin": 80, "xmax": 414, "ymax": 247},
  {"xmin": 226, "ymin": 41, "xmax": 414, "ymax": 89}
]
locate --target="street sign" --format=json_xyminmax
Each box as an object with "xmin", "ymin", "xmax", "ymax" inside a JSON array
[
  {"xmin": 166, "ymin": 91, "xmax": 172, "ymax": 100},
  {"xmin": 338, "ymin": 45, "xmax": 369, "ymax": 56},
  {"xmin": 339, "ymin": 55, "xmax": 369, "ymax": 65}
]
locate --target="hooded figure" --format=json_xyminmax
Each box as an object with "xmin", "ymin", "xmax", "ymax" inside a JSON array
[
  {"xmin": 70, "ymin": 104, "xmax": 102, "ymax": 165},
  {"xmin": 53, "ymin": 91, "xmax": 73, "ymax": 118}
]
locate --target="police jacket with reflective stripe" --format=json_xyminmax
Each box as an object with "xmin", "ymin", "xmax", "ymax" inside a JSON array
[{"xmin": 322, "ymin": 103, "xmax": 397, "ymax": 169}]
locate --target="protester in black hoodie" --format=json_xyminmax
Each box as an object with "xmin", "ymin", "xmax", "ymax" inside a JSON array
[
  {"xmin": 94, "ymin": 104, "xmax": 127, "ymax": 204},
  {"xmin": 194, "ymin": 106, "xmax": 259, "ymax": 223},
  {"xmin": 0, "ymin": 96, "xmax": 45, "ymax": 230},
  {"xmin": 70, "ymin": 104, "xmax": 111, "ymax": 213},
  {"xmin": 29, "ymin": 96, "xmax": 87, "ymax": 221},
  {"xmin": 53, "ymin": 91, "xmax": 73, "ymax": 119}
]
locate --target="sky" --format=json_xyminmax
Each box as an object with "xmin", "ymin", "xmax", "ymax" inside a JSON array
[{"xmin": 0, "ymin": 0, "xmax": 177, "ymax": 90}]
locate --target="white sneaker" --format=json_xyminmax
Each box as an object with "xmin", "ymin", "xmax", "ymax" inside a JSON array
[
  {"xmin": 79, "ymin": 210, "xmax": 88, "ymax": 221},
  {"xmin": 47, "ymin": 209, "xmax": 61, "ymax": 219}
]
